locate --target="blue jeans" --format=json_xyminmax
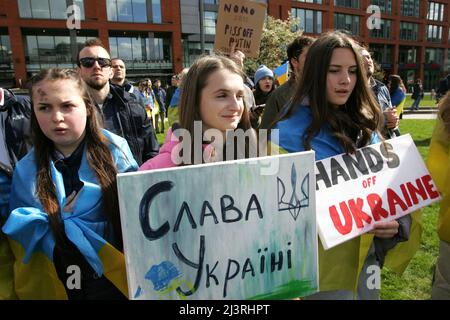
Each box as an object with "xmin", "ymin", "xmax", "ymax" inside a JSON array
[{"xmin": 411, "ymin": 98, "xmax": 422, "ymax": 110}]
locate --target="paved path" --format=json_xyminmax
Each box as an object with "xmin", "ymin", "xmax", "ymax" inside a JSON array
[{"xmin": 402, "ymin": 112, "xmax": 437, "ymax": 119}]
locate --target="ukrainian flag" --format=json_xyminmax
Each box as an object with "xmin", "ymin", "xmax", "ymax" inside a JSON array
[{"xmin": 273, "ymin": 62, "xmax": 289, "ymax": 86}]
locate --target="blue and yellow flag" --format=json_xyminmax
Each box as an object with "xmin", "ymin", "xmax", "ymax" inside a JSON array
[
  {"xmin": 273, "ymin": 62, "xmax": 289, "ymax": 86},
  {"xmin": 2, "ymin": 130, "xmax": 138, "ymax": 299}
]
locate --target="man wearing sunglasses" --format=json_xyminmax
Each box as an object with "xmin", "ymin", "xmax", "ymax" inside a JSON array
[{"xmin": 77, "ymin": 39, "xmax": 159, "ymax": 165}]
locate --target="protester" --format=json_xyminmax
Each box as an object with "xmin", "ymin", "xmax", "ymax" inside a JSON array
[
  {"xmin": 252, "ymin": 65, "xmax": 275, "ymax": 106},
  {"xmin": 428, "ymin": 92, "xmax": 450, "ymax": 299},
  {"xmin": 260, "ymin": 35, "xmax": 314, "ymax": 129},
  {"xmin": 271, "ymin": 31, "xmax": 417, "ymax": 299},
  {"xmin": 1, "ymin": 87, "xmax": 33, "ymax": 299},
  {"xmin": 359, "ymin": 47, "xmax": 399, "ymax": 139},
  {"xmin": 167, "ymin": 68, "xmax": 189, "ymax": 127},
  {"xmin": 0, "ymin": 87, "xmax": 32, "ymax": 299},
  {"xmin": 388, "ymin": 75, "xmax": 407, "ymax": 127},
  {"xmin": 2, "ymin": 68, "xmax": 138, "ymax": 299},
  {"xmin": 139, "ymin": 54, "xmax": 257, "ymax": 171},
  {"xmin": 436, "ymin": 73, "xmax": 450, "ymax": 102},
  {"xmin": 153, "ymin": 79, "xmax": 166, "ymax": 133},
  {"xmin": 165, "ymin": 74, "xmax": 178, "ymax": 118},
  {"xmin": 76, "ymin": 38, "xmax": 159, "ymax": 165},
  {"xmin": 410, "ymin": 79, "xmax": 424, "ymax": 111}
]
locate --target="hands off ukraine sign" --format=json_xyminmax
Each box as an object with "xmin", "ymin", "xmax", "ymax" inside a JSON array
[
  {"xmin": 316, "ymin": 134, "xmax": 440, "ymax": 250},
  {"xmin": 118, "ymin": 152, "xmax": 318, "ymax": 300}
]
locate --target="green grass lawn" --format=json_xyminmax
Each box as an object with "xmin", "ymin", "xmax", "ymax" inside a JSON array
[{"xmin": 381, "ymin": 119, "xmax": 440, "ymax": 300}]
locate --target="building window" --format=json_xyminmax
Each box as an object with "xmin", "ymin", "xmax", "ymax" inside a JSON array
[
  {"xmin": 425, "ymin": 48, "xmax": 444, "ymax": 64},
  {"xmin": 399, "ymin": 22, "xmax": 419, "ymax": 41},
  {"xmin": 0, "ymin": 34, "xmax": 12, "ymax": 65},
  {"xmin": 292, "ymin": 8, "xmax": 322, "ymax": 34},
  {"xmin": 109, "ymin": 33, "xmax": 171, "ymax": 69},
  {"xmin": 107, "ymin": 0, "xmax": 149, "ymax": 23},
  {"xmin": 293, "ymin": 0, "xmax": 323, "ymax": 3},
  {"xmin": 426, "ymin": 25, "xmax": 443, "ymax": 43},
  {"xmin": 23, "ymin": 29, "xmax": 97, "ymax": 71},
  {"xmin": 152, "ymin": 0, "xmax": 162, "ymax": 23},
  {"xmin": 334, "ymin": 0, "xmax": 359, "ymax": 9},
  {"xmin": 370, "ymin": 19, "xmax": 391, "ymax": 39},
  {"xmin": 370, "ymin": 0, "xmax": 392, "ymax": 14},
  {"xmin": 427, "ymin": 2, "xmax": 445, "ymax": 22},
  {"xmin": 18, "ymin": 0, "xmax": 85, "ymax": 20},
  {"xmin": 204, "ymin": 0, "xmax": 218, "ymax": 4},
  {"xmin": 204, "ymin": 11, "xmax": 217, "ymax": 35},
  {"xmin": 334, "ymin": 13, "xmax": 359, "ymax": 35},
  {"xmin": 399, "ymin": 46, "xmax": 417, "ymax": 63},
  {"xmin": 369, "ymin": 44, "xmax": 392, "ymax": 65},
  {"xmin": 183, "ymin": 41, "xmax": 214, "ymax": 68},
  {"xmin": 400, "ymin": 0, "xmax": 420, "ymax": 17}
]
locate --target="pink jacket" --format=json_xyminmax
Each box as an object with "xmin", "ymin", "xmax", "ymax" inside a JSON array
[
  {"xmin": 139, "ymin": 128, "xmax": 179, "ymax": 171},
  {"xmin": 139, "ymin": 128, "xmax": 214, "ymax": 171}
]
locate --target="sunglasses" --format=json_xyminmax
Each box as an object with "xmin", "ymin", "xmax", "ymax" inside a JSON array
[{"xmin": 78, "ymin": 57, "xmax": 112, "ymax": 68}]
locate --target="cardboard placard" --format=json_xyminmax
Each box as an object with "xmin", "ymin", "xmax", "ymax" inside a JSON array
[{"xmin": 214, "ymin": 0, "xmax": 267, "ymax": 58}]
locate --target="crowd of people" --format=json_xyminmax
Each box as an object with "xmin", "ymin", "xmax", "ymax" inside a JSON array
[{"xmin": 0, "ymin": 31, "xmax": 449, "ymax": 300}]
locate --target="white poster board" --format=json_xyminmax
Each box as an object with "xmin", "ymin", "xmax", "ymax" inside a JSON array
[
  {"xmin": 118, "ymin": 152, "xmax": 318, "ymax": 300},
  {"xmin": 316, "ymin": 134, "xmax": 440, "ymax": 250}
]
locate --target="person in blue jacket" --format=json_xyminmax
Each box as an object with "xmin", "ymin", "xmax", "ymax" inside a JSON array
[
  {"xmin": 271, "ymin": 31, "xmax": 416, "ymax": 300},
  {"xmin": 2, "ymin": 68, "xmax": 138, "ymax": 299}
]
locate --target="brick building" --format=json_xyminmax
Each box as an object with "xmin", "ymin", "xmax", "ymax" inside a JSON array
[{"xmin": 0, "ymin": 0, "xmax": 449, "ymax": 90}]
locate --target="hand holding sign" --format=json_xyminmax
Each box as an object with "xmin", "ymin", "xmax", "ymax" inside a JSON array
[{"xmin": 368, "ymin": 220, "xmax": 400, "ymax": 238}]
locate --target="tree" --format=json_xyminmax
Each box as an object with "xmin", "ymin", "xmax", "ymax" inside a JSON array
[{"xmin": 244, "ymin": 13, "xmax": 303, "ymax": 77}]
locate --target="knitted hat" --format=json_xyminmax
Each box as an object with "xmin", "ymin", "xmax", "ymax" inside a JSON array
[{"xmin": 254, "ymin": 65, "xmax": 274, "ymax": 84}]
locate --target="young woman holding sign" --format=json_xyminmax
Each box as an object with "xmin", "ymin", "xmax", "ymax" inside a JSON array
[
  {"xmin": 271, "ymin": 31, "xmax": 418, "ymax": 299},
  {"xmin": 428, "ymin": 93, "xmax": 450, "ymax": 299},
  {"xmin": 2, "ymin": 68, "xmax": 138, "ymax": 299},
  {"xmin": 139, "ymin": 54, "xmax": 257, "ymax": 170}
]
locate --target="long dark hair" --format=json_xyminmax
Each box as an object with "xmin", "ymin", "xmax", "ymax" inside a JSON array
[
  {"xmin": 29, "ymin": 68, "xmax": 123, "ymax": 250},
  {"xmin": 274, "ymin": 31, "xmax": 383, "ymax": 153},
  {"xmin": 178, "ymin": 54, "xmax": 254, "ymax": 164}
]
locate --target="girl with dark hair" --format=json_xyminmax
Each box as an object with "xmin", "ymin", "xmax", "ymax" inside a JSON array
[
  {"xmin": 271, "ymin": 31, "xmax": 418, "ymax": 299},
  {"xmin": 428, "ymin": 92, "xmax": 450, "ymax": 299},
  {"xmin": 139, "ymin": 54, "xmax": 256, "ymax": 170},
  {"xmin": 2, "ymin": 68, "xmax": 138, "ymax": 299},
  {"xmin": 388, "ymin": 74, "xmax": 407, "ymax": 119}
]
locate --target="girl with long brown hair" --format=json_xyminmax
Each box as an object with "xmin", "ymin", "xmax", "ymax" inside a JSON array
[
  {"xmin": 2, "ymin": 68, "xmax": 137, "ymax": 299},
  {"xmin": 271, "ymin": 31, "xmax": 417, "ymax": 299},
  {"xmin": 139, "ymin": 54, "xmax": 256, "ymax": 170}
]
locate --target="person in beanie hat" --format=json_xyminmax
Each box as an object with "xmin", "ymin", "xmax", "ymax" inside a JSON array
[{"xmin": 253, "ymin": 65, "xmax": 276, "ymax": 107}]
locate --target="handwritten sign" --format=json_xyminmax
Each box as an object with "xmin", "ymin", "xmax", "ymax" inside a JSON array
[
  {"xmin": 316, "ymin": 134, "xmax": 441, "ymax": 250},
  {"xmin": 214, "ymin": 0, "xmax": 266, "ymax": 58},
  {"xmin": 117, "ymin": 152, "xmax": 318, "ymax": 300}
]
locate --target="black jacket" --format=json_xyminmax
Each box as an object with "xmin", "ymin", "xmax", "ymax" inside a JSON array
[
  {"xmin": 99, "ymin": 84, "xmax": 160, "ymax": 165},
  {"xmin": 0, "ymin": 89, "xmax": 32, "ymax": 175}
]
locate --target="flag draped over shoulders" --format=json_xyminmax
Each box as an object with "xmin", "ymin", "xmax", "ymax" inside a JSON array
[
  {"xmin": 2, "ymin": 129, "xmax": 138, "ymax": 299},
  {"xmin": 271, "ymin": 104, "xmax": 421, "ymax": 293}
]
